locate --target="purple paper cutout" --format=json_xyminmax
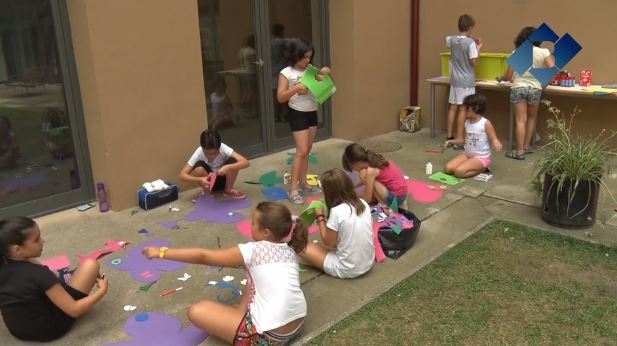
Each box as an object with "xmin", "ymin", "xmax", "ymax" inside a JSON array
[
  {"xmin": 261, "ymin": 187, "xmax": 289, "ymax": 201},
  {"xmin": 185, "ymin": 194, "xmax": 251, "ymax": 224},
  {"xmin": 159, "ymin": 220, "xmax": 180, "ymax": 229},
  {"xmin": 105, "ymin": 240, "xmax": 187, "ymax": 283},
  {"xmin": 104, "ymin": 312, "xmax": 208, "ymax": 346}
]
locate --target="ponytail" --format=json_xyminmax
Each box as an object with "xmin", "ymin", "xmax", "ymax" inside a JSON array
[{"xmin": 287, "ymin": 220, "xmax": 308, "ymax": 253}]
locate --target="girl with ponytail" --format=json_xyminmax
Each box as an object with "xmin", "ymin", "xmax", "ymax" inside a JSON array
[{"xmin": 143, "ymin": 201, "xmax": 307, "ymax": 345}]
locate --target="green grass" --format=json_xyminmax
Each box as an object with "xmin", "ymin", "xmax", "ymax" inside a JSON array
[{"xmin": 308, "ymin": 220, "xmax": 617, "ymax": 345}]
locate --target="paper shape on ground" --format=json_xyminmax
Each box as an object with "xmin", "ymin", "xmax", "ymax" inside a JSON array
[
  {"xmin": 298, "ymin": 200, "xmax": 327, "ymax": 226},
  {"xmin": 428, "ymin": 172, "xmax": 464, "ymax": 186},
  {"xmin": 208, "ymin": 281, "xmax": 242, "ymax": 305},
  {"xmin": 306, "ymin": 174, "xmax": 319, "ymax": 186},
  {"xmin": 261, "ymin": 187, "xmax": 288, "ymax": 201},
  {"xmin": 406, "ymin": 179, "xmax": 444, "ymax": 203},
  {"xmin": 105, "ymin": 240, "xmax": 187, "ymax": 283},
  {"xmin": 185, "ymin": 194, "xmax": 251, "ymax": 224},
  {"xmin": 104, "ymin": 312, "xmax": 208, "ymax": 346},
  {"xmin": 300, "ymin": 64, "xmax": 336, "ymax": 104},
  {"xmin": 79, "ymin": 240, "xmax": 129, "ymax": 265},
  {"xmin": 258, "ymin": 171, "xmax": 284, "ymax": 187},
  {"xmin": 41, "ymin": 255, "xmax": 71, "ymax": 271}
]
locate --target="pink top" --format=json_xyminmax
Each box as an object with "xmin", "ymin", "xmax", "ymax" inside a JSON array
[{"xmin": 376, "ymin": 161, "xmax": 408, "ymax": 197}]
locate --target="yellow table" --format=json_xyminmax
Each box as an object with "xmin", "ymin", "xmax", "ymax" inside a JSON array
[{"xmin": 426, "ymin": 76, "xmax": 617, "ymax": 150}]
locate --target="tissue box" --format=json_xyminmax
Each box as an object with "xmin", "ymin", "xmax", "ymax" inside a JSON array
[{"xmin": 137, "ymin": 182, "xmax": 179, "ymax": 210}]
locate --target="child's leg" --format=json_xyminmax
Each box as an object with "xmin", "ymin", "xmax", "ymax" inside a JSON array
[
  {"xmin": 444, "ymin": 154, "xmax": 468, "ymax": 175},
  {"xmin": 513, "ymin": 102, "xmax": 528, "ymax": 153},
  {"xmin": 446, "ymin": 103, "xmax": 458, "ymax": 138},
  {"xmin": 452, "ymin": 157, "xmax": 486, "ymax": 178},
  {"xmin": 299, "ymin": 126, "xmax": 318, "ymax": 188},
  {"xmin": 455, "ymin": 105, "xmax": 466, "ymax": 141},
  {"xmin": 371, "ymin": 179, "xmax": 390, "ymax": 205},
  {"xmin": 290, "ymin": 130, "xmax": 310, "ymax": 197},
  {"xmin": 188, "ymin": 300, "xmax": 246, "ymax": 344},
  {"xmin": 298, "ymin": 243, "xmax": 330, "ymax": 271},
  {"xmin": 524, "ymin": 103, "xmax": 539, "ymax": 151},
  {"xmin": 67, "ymin": 259, "xmax": 100, "ymax": 294}
]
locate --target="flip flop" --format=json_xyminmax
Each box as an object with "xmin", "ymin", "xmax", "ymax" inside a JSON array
[{"xmin": 505, "ymin": 151, "xmax": 525, "ymax": 160}]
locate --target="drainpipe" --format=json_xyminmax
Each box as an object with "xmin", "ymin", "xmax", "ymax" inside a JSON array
[{"xmin": 410, "ymin": 0, "xmax": 419, "ymax": 105}]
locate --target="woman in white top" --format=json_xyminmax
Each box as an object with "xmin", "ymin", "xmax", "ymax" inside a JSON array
[
  {"xmin": 500, "ymin": 26, "xmax": 555, "ymax": 160},
  {"xmin": 143, "ymin": 201, "xmax": 308, "ymax": 345},
  {"xmin": 299, "ymin": 168, "xmax": 375, "ymax": 279},
  {"xmin": 444, "ymin": 94, "xmax": 502, "ymax": 178}
]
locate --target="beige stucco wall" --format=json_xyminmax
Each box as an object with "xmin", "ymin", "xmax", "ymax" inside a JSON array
[
  {"xmin": 330, "ymin": 0, "xmax": 411, "ymax": 140},
  {"xmin": 67, "ymin": 0, "xmax": 207, "ymax": 210},
  {"xmin": 418, "ymin": 0, "xmax": 617, "ymax": 146}
]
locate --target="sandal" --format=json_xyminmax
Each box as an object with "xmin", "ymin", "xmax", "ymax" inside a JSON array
[
  {"xmin": 288, "ymin": 192, "xmax": 304, "ymax": 204},
  {"xmin": 300, "ymin": 184, "xmax": 322, "ymax": 194},
  {"xmin": 505, "ymin": 150, "xmax": 526, "ymax": 160}
]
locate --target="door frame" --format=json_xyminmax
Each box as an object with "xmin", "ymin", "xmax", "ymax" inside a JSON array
[{"xmin": 0, "ymin": 0, "xmax": 95, "ymax": 218}]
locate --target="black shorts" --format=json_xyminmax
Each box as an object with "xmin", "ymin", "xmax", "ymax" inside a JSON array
[
  {"xmin": 288, "ymin": 107, "xmax": 318, "ymax": 132},
  {"xmin": 191, "ymin": 157, "xmax": 237, "ymax": 191}
]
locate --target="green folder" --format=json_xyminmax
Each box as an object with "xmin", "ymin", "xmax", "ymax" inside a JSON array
[
  {"xmin": 428, "ymin": 172, "xmax": 464, "ymax": 186},
  {"xmin": 300, "ymin": 64, "xmax": 336, "ymax": 104}
]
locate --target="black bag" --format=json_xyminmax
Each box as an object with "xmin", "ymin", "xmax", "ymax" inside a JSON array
[{"xmin": 377, "ymin": 209, "xmax": 421, "ymax": 259}]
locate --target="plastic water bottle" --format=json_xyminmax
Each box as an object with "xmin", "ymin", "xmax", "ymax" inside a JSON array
[
  {"xmin": 425, "ymin": 161, "xmax": 433, "ymax": 175},
  {"xmin": 283, "ymin": 171, "xmax": 291, "ymax": 185},
  {"xmin": 97, "ymin": 183, "xmax": 109, "ymax": 212}
]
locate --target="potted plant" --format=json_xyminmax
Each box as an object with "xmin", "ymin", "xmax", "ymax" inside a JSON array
[{"xmin": 531, "ymin": 100, "xmax": 617, "ymax": 228}]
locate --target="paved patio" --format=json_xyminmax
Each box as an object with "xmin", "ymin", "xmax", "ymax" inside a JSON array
[{"xmin": 2, "ymin": 129, "xmax": 616, "ymax": 346}]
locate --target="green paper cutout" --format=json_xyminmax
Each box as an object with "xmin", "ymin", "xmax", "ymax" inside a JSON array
[
  {"xmin": 138, "ymin": 280, "xmax": 157, "ymax": 292},
  {"xmin": 287, "ymin": 152, "xmax": 318, "ymax": 165},
  {"xmin": 300, "ymin": 64, "xmax": 336, "ymax": 104},
  {"xmin": 428, "ymin": 172, "xmax": 464, "ymax": 186},
  {"xmin": 389, "ymin": 198, "xmax": 399, "ymax": 214},
  {"xmin": 391, "ymin": 224, "xmax": 402, "ymax": 235},
  {"xmin": 259, "ymin": 171, "xmax": 284, "ymax": 187},
  {"xmin": 298, "ymin": 200, "xmax": 327, "ymax": 225}
]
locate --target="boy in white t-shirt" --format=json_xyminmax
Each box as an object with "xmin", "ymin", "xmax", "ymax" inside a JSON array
[{"xmin": 179, "ymin": 129, "xmax": 249, "ymax": 202}]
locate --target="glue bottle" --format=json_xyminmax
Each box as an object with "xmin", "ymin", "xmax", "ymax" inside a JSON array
[
  {"xmin": 97, "ymin": 182, "xmax": 109, "ymax": 212},
  {"xmin": 284, "ymin": 170, "xmax": 291, "ymax": 185},
  {"xmin": 425, "ymin": 161, "xmax": 433, "ymax": 175}
]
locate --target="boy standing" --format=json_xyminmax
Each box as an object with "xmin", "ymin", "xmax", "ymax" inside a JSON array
[{"xmin": 446, "ymin": 14, "xmax": 482, "ymax": 149}]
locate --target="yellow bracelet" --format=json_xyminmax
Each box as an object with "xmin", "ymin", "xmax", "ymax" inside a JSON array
[{"xmin": 159, "ymin": 247, "xmax": 168, "ymax": 259}]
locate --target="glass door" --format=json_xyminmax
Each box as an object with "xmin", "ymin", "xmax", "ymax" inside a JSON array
[
  {"xmin": 0, "ymin": 0, "xmax": 94, "ymax": 217},
  {"xmin": 197, "ymin": 0, "xmax": 330, "ymax": 157}
]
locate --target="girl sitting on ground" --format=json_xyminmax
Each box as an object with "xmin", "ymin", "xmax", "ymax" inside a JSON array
[
  {"xmin": 143, "ymin": 201, "xmax": 308, "ymax": 345},
  {"xmin": 443, "ymin": 94, "xmax": 502, "ymax": 178},
  {"xmin": 299, "ymin": 168, "xmax": 374, "ymax": 278},
  {"xmin": 342, "ymin": 143, "xmax": 408, "ymax": 209},
  {"xmin": 0, "ymin": 217, "xmax": 108, "ymax": 342}
]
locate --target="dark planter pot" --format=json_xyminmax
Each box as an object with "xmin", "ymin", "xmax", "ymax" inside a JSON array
[{"xmin": 541, "ymin": 173, "xmax": 600, "ymax": 228}]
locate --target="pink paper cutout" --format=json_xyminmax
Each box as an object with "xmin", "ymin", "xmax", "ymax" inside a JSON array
[
  {"xmin": 305, "ymin": 195, "xmax": 324, "ymax": 205},
  {"xmin": 79, "ymin": 240, "xmax": 129, "ymax": 265},
  {"xmin": 208, "ymin": 172, "xmax": 218, "ymax": 192},
  {"xmin": 406, "ymin": 179, "xmax": 443, "ymax": 203},
  {"xmin": 373, "ymin": 222, "xmax": 386, "ymax": 263},
  {"xmin": 41, "ymin": 255, "xmax": 71, "ymax": 271}
]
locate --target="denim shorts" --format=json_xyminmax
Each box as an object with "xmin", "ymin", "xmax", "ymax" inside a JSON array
[{"xmin": 510, "ymin": 87, "xmax": 542, "ymax": 106}]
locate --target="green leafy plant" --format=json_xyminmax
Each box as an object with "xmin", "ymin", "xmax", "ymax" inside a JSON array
[{"xmin": 532, "ymin": 100, "xmax": 617, "ymax": 211}]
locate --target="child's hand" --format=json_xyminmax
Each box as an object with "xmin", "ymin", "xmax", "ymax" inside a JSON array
[
  {"xmin": 493, "ymin": 140, "xmax": 503, "ymax": 152},
  {"xmin": 294, "ymin": 84, "xmax": 308, "ymax": 95},
  {"xmin": 217, "ymin": 166, "xmax": 228, "ymax": 176},
  {"xmin": 199, "ymin": 177, "xmax": 210, "ymax": 190},
  {"xmin": 96, "ymin": 274, "xmax": 108, "ymax": 292},
  {"xmin": 475, "ymin": 37, "xmax": 483, "ymax": 50},
  {"xmin": 319, "ymin": 67, "xmax": 331, "ymax": 75},
  {"xmin": 358, "ymin": 168, "xmax": 368, "ymax": 182},
  {"xmin": 142, "ymin": 246, "xmax": 159, "ymax": 259}
]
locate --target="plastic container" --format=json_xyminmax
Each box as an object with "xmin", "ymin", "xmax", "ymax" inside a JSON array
[
  {"xmin": 425, "ymin": 161, "xmax": 433, "ymax": 175},
  {"xmin": 283, "ymin": 171, "xmax": 291, "ymax": 185},
  {"xmin": 97, "ymin": 183, "xmax": 109, "ymax": 212},
  {"xmin": 440, "ymin": 52, "xmax": 509, "ymax": 80}
]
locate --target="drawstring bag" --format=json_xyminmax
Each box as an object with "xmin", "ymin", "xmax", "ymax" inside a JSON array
[{"xmin": 377, "ymin": 209, "xmax": 421, "ymax": 259}]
